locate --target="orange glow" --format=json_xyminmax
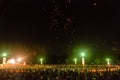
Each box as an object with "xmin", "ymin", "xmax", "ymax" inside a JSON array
[{"xmin": 7, "ymin": 58, "xmax": 15, "ymax": 64}]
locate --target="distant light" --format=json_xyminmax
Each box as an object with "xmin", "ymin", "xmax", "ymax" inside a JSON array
[
  {"xmin": 73, "ymin": 58, "xmax": 77, "ymax": 64},
  {"xmin": 94, "ymin": 3, "xmax": 96, "ymax": 6},
  {"xmin": 40, "ymin": 58, "xmax": 43, "ymax": 64},
  {"xmin": 11, "ymin": 59, "xmax": 15, "ymax": 64},
  {"xmin": 23, "ymin": 62, "xmax": 26, "ymax": 65},
  {"xmin": 81, "ymin": 53, "xmax": 85, "ymax": 65},
  {"xmin": 7, "ymin": 58, "xmax": 15, "ymax": 64},
  {"xmin": 106, "ymin": 58, "xmax": 110, "ymax": 62},
  {"xmin": 2, "ymin": 53, "xmax": 7, "ymax": 57},
  {"xmin": 68, "ymin": 0, "xmax": 71, "ymax": 3},
  {"xmin": 81, "ymin": 53, "xmax": 85, "ymax": 57},
  {"xmin": 17, "ymin": 58, "xmax": 22, "ymax": 62},
  {"xmin": 74, "ymin": 58, "xmax": 77, "ymax": 61},
  {"xmin": 106, "ymin": 58, "xmax": 110, "ymax": 65},
  {"xmin": 3, "ymin": 58, "xmax": 6, "ymax": 64},
  {"xmin": 82, "ymin": 57, "xmax": 85, "ymax": 66},
  {"xmin": 40, "ymin": 58, "xmax": 43, "ymax": 61}
]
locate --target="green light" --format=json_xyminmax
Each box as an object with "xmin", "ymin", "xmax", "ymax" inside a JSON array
[
  {"xmin": 40, "ymin": 58, "xmax": 43, "ymax": 61},
  {"xmin": 40, "ymin": 58, "xmax": 43, "ymax": 64},
  {"xmin": 2, "ymin": 53, "xmax": 7, "ymax": 57},
  {"xmin": 81, "ymin": 53, "xmax": 85, "ymax": 57},
  {"xmin": 73, "ymin": 58, "xmax": 77, "ymax": 64},
  {"xmin": 74, "ymin": 58, "xmax": 77, "ymax": 61},
  {"xmin": 106, "ymin": 58, "xmax": 110, "ymax": 65},
  {"xmin": 106, "ymin": 58, "xmax": 110, "ymax": 61}
]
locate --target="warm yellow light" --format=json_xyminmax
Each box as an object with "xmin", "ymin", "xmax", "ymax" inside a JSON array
[
  {"xmin": 17, "ymin": 58, "xmax": 22, "ymax": 62},
  {"xmin": 7, "ymin": 58, "xmax": 15, "ymax": 64}
]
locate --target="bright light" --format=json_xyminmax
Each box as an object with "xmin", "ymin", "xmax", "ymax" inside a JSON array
[
  {"xmin": 2, "ymin": 53, "xmax": 7, "ymax": 64},
  {"xmin": 40, "ymin": 58, "xmax": 43, "ymax": 64},
  {"xmin": 106, "ymin": 58, "xmax": 110, "ymax": 65},
  {"xmin": 3, "ymin": 58, "xmax": 6, "ymax": 64},
  {"xmin": 81, "ymin": 53, "xmax": 85, "ymax": 66},
  {"xmin": 81, "ymin": 53, "xmax": 85, "ymax": 57},
  {"xmin": 17, "ymin": 58, "xmax": 22, "ymax": 62},
  {"xmin": 7, "ymin": 58, "xmax": 15, "ymax": 64},
  {"xmin": 106, "ymin": 58, "xmax": 110, "ymax": 62},
  {"xmin": 2, "ymin": 53, "xmax": 7, "ymax": 57},
  {"xmin": 73, "ymin": 58, "xmax": 77, "ymax": 64},
  {"xmin": 40, "ymin": 58, "xmax": 43, "ymax": 61},
  {"xmin": 82, "ymin": 57, "xmax": 85, "ymax": 66}
]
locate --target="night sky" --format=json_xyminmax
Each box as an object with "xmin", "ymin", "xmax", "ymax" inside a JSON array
[{"xmin": 0, "ymin": 0, "xmax": 120, "ymax": 64}]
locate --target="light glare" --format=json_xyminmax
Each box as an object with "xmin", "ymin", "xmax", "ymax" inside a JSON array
[
  {"xmin": 17, "ymin": 58, "xmax": 22, "ymax": 62},
  {"xmin": 7, "ymin": 58, "xmax": 15, "ymax": 64}
]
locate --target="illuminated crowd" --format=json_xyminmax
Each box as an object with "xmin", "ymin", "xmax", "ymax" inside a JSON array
[
  {"xmin": 0, "ymin": 53, "xmax": 120, "ymax": 80},
  {"xmin": 0, "ymin": 64, "xmax": 120, "ymax": 80}
]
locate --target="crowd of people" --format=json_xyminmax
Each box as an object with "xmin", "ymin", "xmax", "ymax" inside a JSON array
[{"xmin": 0, "ymin": 64, "xmax": 120, "ymax": 80}]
